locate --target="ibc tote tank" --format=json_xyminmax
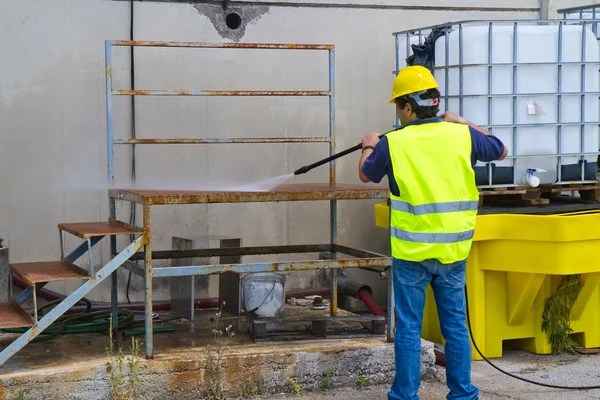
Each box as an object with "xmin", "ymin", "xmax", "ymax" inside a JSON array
[{"xmin": 396, "ymin": 23, "xmax": 600, "ymax": 186}]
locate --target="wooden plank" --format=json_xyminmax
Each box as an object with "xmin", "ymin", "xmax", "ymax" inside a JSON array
[
  {"xmin": 58, "ymin": 222, "xmax": 143, "ymax": 239},
  {"xmin": 0, "ymin": 302, "xmax": 35, "ymax": 329},
  {"xmin": 9, "ymin": 261, "xmax": 89, "ymax": 286}
]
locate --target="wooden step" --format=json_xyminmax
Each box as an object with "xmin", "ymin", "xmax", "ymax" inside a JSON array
[
  {"xmin": 0, "ymin": 302, "xmax": 35, "ymax": 329},
  {"xmin": 58, "ymin": 221, "xmax": 142, "ymax": 239},
  {"xmin": 9, "ymin": 261, "xmax": 89, "ymax": 286}
]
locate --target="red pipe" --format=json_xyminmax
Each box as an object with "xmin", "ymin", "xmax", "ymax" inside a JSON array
[
  {"xmin": 358, "ymin": 288, "xmax": 386, "ymax": 320},
  {"xmin": 13, "ymin": 276, "xmax": 380, "ymax": 317}
]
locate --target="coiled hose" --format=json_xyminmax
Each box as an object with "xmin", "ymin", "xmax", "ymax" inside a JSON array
[{"xmin": 1, "ymin": 298, "xmax": 136, "ymax": 343}]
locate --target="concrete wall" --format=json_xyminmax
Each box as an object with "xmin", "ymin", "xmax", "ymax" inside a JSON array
[{"xmin": 0, "ymin": 0, "xmax": 586, "ymax": 305}]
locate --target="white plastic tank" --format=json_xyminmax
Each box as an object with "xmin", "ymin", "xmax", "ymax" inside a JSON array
[{"xmin": 397, "ymin": 24, "xmax": 599, "ymax": 185}]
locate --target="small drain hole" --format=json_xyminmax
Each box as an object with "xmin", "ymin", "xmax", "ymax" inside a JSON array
[{"xmin": 226, "ymin": 12, "xmax": 242, "ymax": 30}]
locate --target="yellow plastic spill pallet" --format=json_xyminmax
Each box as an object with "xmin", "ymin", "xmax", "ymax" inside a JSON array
[{"xmin": 374, "ymin": 203, "xmax": 600, "ymax": 360}]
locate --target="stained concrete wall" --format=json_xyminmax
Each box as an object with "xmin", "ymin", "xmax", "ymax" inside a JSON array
[{"xmin": 0, "ymin": 0, "xmax": 586, "ymax": 305}]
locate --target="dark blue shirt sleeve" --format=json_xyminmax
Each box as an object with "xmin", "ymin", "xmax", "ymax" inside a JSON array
[
  {"xmin": 469, "ymin": 126, "xmax": 505, "ymax": 166},
  {"xmin": 361, "ymin": 136, "xmax": 391, "ymax": 183}
]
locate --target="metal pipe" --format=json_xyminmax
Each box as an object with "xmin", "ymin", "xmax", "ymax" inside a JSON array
[
  {"xmin": 59, "ymin": 230, "xmax": 64, "ymax": 260},
  {"xmin": 445, "ymin": 29, "xmax": 450, "ymax": 113},
  {"xmin": 558, "ymin": 22, "xmax": 564, "ymax": 182},
  {"xmin": 143, "ymin": 203, "xmax": 153, "ymax": 359},
  {"xmin": 113, "ymin": 90, "xmax": 330, "ymax": 97},
  {"xmin": 114, "ymin": 137, "xmax": 331, "ymax": 145},
  {"xmin": 109, "ymin": 40, "xmax": 334, "ymax": 50},
  {"xmin": 580, "ymin": 22, "xmax": 587, "ymax": 181},
  {"xmin": 487, "ymin": 22, "xmax": 493, "ymax": 185},
  {"xmin": 512, "ymin": 22, "xmax": 518, "ymax": 185},
  {"xmin": 358, "ymin": 289, "xmax": 385, "ymax": 318}
]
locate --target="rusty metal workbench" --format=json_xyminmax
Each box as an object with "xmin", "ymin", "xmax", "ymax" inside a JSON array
[
  {"xmin": 104, "ymin": 40, "xmax": 393, "ymax": 359},
  {"xmin": 108, "ymin": 184, "xmax": 392, "ymax": 358}
]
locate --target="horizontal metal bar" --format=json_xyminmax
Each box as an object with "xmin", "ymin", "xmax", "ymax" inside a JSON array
[
  {"xmin": 331, "ymin": 244, "xmax": 388, "ymax": 259},
  {"xmin": 558, "ymin": 5, "xmax": 600, "ymax": 14},
  {"xmin": 121, "ymin": 260, "xmax": 145, "ymax": 277},
  {"xmin": 502, "ymin": 152, "xmax": 600, "ymax": 160},
  {"xmin": 129, "ymin": 244, "xmax": 334, "ymax": 261},
  {"xmin": 395, "ymin": 122, "xmax": 600, "ymax": 130},
  {"xmin": 392, "ymin": 19, "xmax": 600, "ymax": 35},
  {"xmin": 113, "ymin": 137, "xmax": 332, "ymax": 145},
  {"xmin": 393, "ymin": 62, "xmax": 600, "ymax": 74},
  {"xmin": 253, "ymin": 315, "xmax": 385, "ymax": 323},
  {"xmin": 108, "ymin": 40, "xmax": 334, "ymax": 50},
  {"xmin": 112, "ymin": 90, "xmax": 330, "ymax": 97},
  {"xmin": 107, "ymin": 218, "xmax": 144, "ymax": 233},
  {"xmin": 153, "ymin": 258, "xmax": 392, "ymax": 277},
  {"xmin": 437, "ymin": 92, "xmax": 600, "ymax": 99}
]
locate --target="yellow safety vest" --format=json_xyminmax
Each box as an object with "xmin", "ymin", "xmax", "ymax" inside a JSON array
[{"xmin": 387, "ymin": 121, "xmax": 480, "ymax": 264}]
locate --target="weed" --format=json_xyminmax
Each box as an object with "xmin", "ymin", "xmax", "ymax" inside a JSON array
[
  {"xmin": 318, "ymin": 370, "xmax": 332, "ymax": 392},
  {"xmin": 17, "ymin": 390, "xmax": 28, "ymax": 400},
  {"xmin": 356, "ymin": 375, "xmax": 369, "ymax": 388},
  {"xmin": 203, "ymin": 302, "xmax": 235, "ymax": 400},
  {"xmin": 288, "ymin": 379, "xmax": 302, "ymax": 395},
  {"xmin": 257, "ymin": 379, "xmax": 263, "ymax": 395},
  {"xmin": 541, "ymin": 274, "xmax": 583, "ymax": 354},
  {"xmin": 105, "ymin": 316, "xmax": 146, "ymax": 400},
  {"xmin": 240, "ymin": 380, "xmax": 254, "ymax": 398}
]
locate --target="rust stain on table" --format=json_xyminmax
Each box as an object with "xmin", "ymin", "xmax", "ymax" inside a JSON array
[{"xmin": 110, "ymin": 183, "xmax": 389, "ymax": 205}]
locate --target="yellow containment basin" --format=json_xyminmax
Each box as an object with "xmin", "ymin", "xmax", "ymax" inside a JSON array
[{"xmin": 374, "ymin": 203, "xmax": 600, "ymax": 360}]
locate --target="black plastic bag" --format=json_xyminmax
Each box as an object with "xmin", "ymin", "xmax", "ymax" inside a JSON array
[{"xmin": 405, "ymin": 24, "xmax": 452, "ymax": 70}]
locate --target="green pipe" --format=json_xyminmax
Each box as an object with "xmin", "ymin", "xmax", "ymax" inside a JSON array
[{"xmin": 123, "ymin": 328, "xmax": 176, "ymax": 337}]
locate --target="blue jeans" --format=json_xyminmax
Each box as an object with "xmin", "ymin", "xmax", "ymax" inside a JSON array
[{"xmin": 388, "ymin": 258, "xmax": 479, "ymax": 400}]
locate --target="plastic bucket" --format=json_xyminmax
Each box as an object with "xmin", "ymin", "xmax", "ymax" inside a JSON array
[{"xmin": 242, "ymin": 273, "xmax": 287, "ymax": 317}]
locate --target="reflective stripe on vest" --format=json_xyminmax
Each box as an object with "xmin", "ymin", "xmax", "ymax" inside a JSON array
[
  {"xmin": 387, "ymin": 121, "xmax": 479, "ymax": 264},
  {"xmin": 390, "ymin": 199, "xmax": 479, "ymax": 216},
  {"xmin": 390, "ymin": 227, "xmax": 475, "ymax": 244}
]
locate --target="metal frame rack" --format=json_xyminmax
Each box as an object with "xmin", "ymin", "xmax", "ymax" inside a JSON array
[
  {"xmin": 559, "ymin": 4, "xmax": 600, "ymax": 37},
  {"xmin": 105, "ymin": 40, "xmax": 393, "ymax": 359},
  {"xmin": 393, "ymin": 19, "xmax": 600, "ymax": 187}
]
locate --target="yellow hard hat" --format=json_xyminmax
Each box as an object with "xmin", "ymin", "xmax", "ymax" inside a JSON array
[{"xmin": 389, "ymin": 65, "xmax": 439, "ymax": 104}]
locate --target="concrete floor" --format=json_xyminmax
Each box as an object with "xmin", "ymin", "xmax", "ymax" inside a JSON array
[
  {"xmin": 0, "ymin": 305, "xmax": 397, "ymax": 399},
  {"xmin": 2, "ymin": 303, "xmax": 600, "ymax": 399},
  {"xmin": 265, "ymin": 348, "xmax": 600, "ymax": 400}
]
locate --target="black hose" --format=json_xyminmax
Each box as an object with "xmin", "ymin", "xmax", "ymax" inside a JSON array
[{"xmin": 465, "ymin": 286, "xmax": 600, "ymax": 391}]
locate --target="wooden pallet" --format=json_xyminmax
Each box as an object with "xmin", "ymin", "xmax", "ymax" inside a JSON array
[
  {"xmin": 539, "ymin": 182, "xmax": 600, "ymax": 201},
  {"xmin": 478, "ymin": 186, "xmax": 550, "ymax": 206}
]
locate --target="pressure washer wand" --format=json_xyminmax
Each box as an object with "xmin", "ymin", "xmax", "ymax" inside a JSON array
[
  {"xmin": 294, "ymin": 143, "xmax": 362, "ymax": 175},
  {"xmin": 293, "ymin": 128, "xmax": 398, "ymax": 175}
]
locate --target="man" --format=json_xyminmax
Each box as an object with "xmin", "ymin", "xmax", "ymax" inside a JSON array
[{"xmin": 358, "ymin": 65, "xmax": 507, "ymax": 400}]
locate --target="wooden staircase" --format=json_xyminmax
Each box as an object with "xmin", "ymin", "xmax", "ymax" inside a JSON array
[{"xmin": 0, "ymin": 221, "xmax": 144, "ymax": 367}]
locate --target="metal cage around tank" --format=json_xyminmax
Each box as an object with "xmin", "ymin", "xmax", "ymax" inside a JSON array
[{"xmin": 392, "ymin": 19, "xmax": 600, "ymax": 187}]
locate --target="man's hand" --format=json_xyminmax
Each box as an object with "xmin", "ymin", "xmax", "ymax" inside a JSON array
[
  {"xmin": 359, "ymin": 132, "xmax": 379, "ymax": 183},
  {"xmin": 441, "ymin": 111, "xmax": 467, "ymax": 125},
  {"xmin": 362, "ymin": 132, "xmax": 380, "ymax": 149}
]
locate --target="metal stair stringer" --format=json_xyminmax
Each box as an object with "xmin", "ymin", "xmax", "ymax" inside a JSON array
[{"xmin": 0, "ymin": 235, "xmax": 145, "ymax": 367}]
